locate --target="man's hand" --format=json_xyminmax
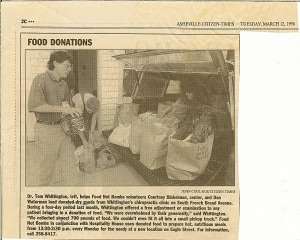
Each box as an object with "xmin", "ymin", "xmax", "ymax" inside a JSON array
[{"xmin": 63, "ymin": 107, "xmax": 83, "ymax": 117}]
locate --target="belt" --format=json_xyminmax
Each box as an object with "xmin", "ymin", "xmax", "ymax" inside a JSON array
[{"xmin": 37, "ymin": 120, "xmax": 61, "ymax": 125}]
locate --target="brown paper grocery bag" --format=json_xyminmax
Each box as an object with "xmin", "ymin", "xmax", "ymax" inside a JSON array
[{"xmin": 166, "ymin": 133, "xmax": 214, "ymax": 180}]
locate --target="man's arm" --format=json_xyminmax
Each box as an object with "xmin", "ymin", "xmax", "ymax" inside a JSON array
[
  {"xmin": 28, "ymin": 76, "xmax": 82, "ymax": 117},
  {"xmin": 30, "ymin": 104, "xmax": 82, "ymax": 117}
]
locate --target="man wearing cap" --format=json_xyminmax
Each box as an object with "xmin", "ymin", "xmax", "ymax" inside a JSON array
[{"xmin": 27, "ymin": 51, "xmax": 82, "ymax": 186}]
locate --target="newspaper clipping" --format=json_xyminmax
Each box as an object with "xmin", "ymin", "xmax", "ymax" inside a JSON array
[{"xmin": 1, "ymin": 1, "xmax": 298, "ymax": 240}]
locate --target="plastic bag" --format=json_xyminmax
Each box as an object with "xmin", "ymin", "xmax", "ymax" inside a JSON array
[
  {"xmin": 129, "ymin": 115, "xmax": 158, "ymax": 154},
  {"xmin": 166, "ymin": 133, "xmax": 214, "ymax": 180},
  {"xmin": 140, "ymin": 122, "xmax": 171, "ymax": 170},
  {"xmin": 95, "ymin": 146, "xmax": 116, "ymax": 170},
  {"xmin": 108, "ymin": 124, "xmax": 131, "ymax": 147},
  {"xmin": 186, "ymin": 105, "xmax": 228, "ymax": 138},
  {"xmin": 166, "ymin": 98, "xmax": 189, "ymax": 121},
  {"xmin": 113, "ymin": 103, "xmax": 139, "ymax": 128},
  {"xmin": 172, "ymin": 124, "xmax": 194, "ymax": 141},
  {"xmin": 189, "ymin": 118, "xmax": 213, "ymax": 143},
  {"xmin": 159, "ymin": 113, "xmax": 179, "ymax": 128},
  {"xmin": 74, "ymin": 144, "xmax": 96, "ymax": 173},
  {"xmin": 89, "ymin": 131, "xmax": 107, "ymax": 148},
  {"xmin": 60, "ymin": 115, "xmax": 72, "ymax": 135},
  {"xmin": 75, "ymin": 131, "xmax": 118, "ymax": 172},
  {"xmin": 157, "ymin": 101, "xmax": 174, "ymax": 118}
]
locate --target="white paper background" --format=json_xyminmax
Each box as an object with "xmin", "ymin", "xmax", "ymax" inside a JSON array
[
  {"xmin": 3, "ymin": 3, "xmax": 300, "ymax": 240},
  {"xmin": 239, "ymin": 3, "xmax": 300, "ymax": 240}
]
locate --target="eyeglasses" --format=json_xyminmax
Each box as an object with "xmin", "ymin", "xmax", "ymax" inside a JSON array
[{"xmin": 63, "ymin": 64, "xmax": 72, "ymax": 70}]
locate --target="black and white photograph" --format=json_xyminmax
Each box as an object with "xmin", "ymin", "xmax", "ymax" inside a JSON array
[{"xmin": 25, "ymin": 49, "xmax": 235, "ymax": 186}]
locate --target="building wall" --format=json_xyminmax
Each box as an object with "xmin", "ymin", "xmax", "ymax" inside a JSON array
[
  {"xmin": 77, "ymin": 50, "xmax": 97, "ymax": 94},
  {"xmin": 96, "ymin": 50, "xmax": 125, "ymax": 131}
]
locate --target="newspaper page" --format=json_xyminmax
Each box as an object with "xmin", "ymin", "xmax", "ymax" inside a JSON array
[{"xmin": 0, "ymin": 1, "xmax": 298, "ymax": 240}]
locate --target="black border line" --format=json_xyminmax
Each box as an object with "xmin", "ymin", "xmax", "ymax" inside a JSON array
[
  {"xmin": 21, "ymin": 34, "xmax": 239, "ymax": 180},
  {"xmin": 21, "ymin": 32, "xmax": 239, "ymax": 186},
  {"xmin": 20, "ymin": 32, "xmax": 239, "ymax": 239},
  {"xmin": 20, "ymin": 32, "xmax": 22, "ymax": 239},
  {"xmin": 22, "ymin": 32, "xmax": 239, "ymax": 35},
  {"xmin": 0, "ymin": 49, "xmax": 1, "ymax": 240},
  {"xmin": 2, "ymin": 0, "xmax": 300, "ymax": 1}
]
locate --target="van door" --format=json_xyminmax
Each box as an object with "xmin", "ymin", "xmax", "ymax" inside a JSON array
[{"xmin": 209, "ymin": 50, "xmax": 234, "ymax": 129}]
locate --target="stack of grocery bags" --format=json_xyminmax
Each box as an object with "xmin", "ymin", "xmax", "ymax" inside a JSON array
[{"xmin": 108, "ymin": 101, "xmax": 225, "ymax": 180}]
